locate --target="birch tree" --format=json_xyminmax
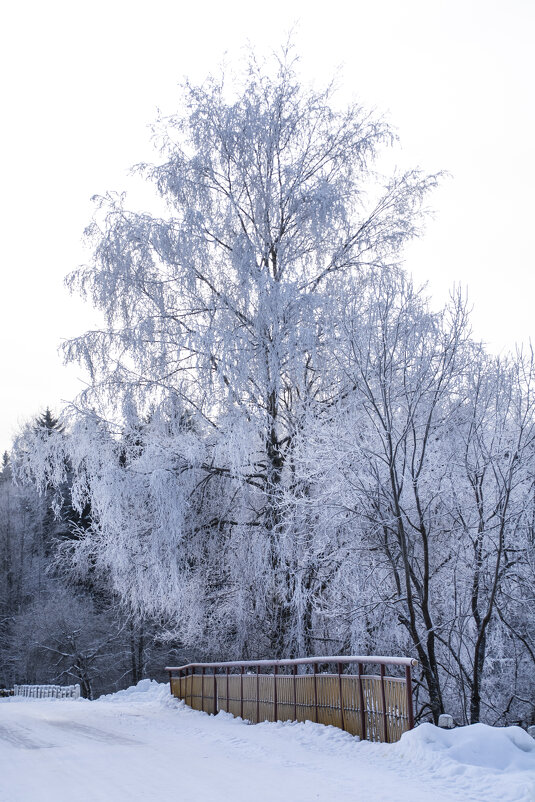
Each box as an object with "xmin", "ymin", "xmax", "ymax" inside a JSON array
[
  {"xmin": 447, "ymin": 350, "xmax": 535, "ymax": 722},
  {"xmin": 54, "ymin": 49, "xmax": 437, "ymax": 653},
  {"xmin": 294, "ymin": 272, "xmax": 471, "ymax": 721}
]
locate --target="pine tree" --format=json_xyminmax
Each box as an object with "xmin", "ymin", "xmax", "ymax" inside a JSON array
[{"xmin": 34, "ymin": 408, "xmax": 64, "ymax": 435}]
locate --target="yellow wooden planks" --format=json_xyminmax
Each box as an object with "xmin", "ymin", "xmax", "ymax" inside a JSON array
[{"xmin": 170, "ymin": 670, "xmax": 410, "ymax": 742}]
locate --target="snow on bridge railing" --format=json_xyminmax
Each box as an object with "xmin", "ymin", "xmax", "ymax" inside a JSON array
[
  {"xmin": 166, "ymin": 655, "xmax": 417, "ymax": 743},
  {"xmin": 13, "ymin": 684, "xmax": 81, "ymax": 699}
]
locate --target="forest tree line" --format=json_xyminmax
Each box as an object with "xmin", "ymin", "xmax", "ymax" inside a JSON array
[{"xmin": 0, "ymin": 414, "xmax": 170, "ymax": 698}]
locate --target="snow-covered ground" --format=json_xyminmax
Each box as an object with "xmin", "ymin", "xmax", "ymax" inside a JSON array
[{"xmin": 1, "ymin": 680, "xmax": 534, "ymax": 802}]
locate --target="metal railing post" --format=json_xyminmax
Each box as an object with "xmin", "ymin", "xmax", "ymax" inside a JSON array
[
  {"xmin": 292, "ymin": 664, "xmax": 297, "ymax": 722},
  {"xmin": 240, "ymin": 665, "xmax": 244, "ymax": 719},
  {"xmin": 405, "ymin": 664, "xmax": 415, "ymax": 730},
  {"xmin": 337, "ymin": 662, "xmax": 345, "ymax": 732},
  {"xmin": 256, "ymin": 665, "xmax": 260, "ymax": 724},
  {"xmin": 358, "ymin": 662, "xmax": 366, "ymax": 740},
  {"xmin": 313, "ymin": 662, "xmax": 318, "ymax": 723},
  {"xmin": 273, "ymin": 665, "xmax": 278, "ymax": 722},
  {"xmin": 380, "ymin": 664, "xmax": 388, "ymax": 743}
]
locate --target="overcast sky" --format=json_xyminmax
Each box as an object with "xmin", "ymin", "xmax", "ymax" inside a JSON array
[{"xmin": 1, "ymin": 0, "xmax": 533, "ymax": 455}]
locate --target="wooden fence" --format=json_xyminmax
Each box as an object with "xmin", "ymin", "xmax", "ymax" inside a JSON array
[
  {"xmin": 13, "ymin": 684, "xmax": 81, "ymax": 699},
  {"xmin": 166, "ymin": 655, "xmax": 416, "ymax": 743}
]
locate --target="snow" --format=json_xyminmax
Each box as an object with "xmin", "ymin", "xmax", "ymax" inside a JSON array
[
  {"xmin": 1, "ymin": 681, "xmax": 534, "ymax": 802},
  {"xmin": 399, "ymin": 721, "xmax": 535, "ymax": 773}
]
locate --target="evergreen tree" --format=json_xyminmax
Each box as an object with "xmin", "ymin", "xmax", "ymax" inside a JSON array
[{"xmin": 34, "ymin": 408, "xmax": 64, "ymax": 435}]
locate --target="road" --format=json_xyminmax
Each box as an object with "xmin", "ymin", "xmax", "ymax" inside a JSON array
[{"xmin": 0, "ymin": 681, "xmax": 532, "ymax": 802}]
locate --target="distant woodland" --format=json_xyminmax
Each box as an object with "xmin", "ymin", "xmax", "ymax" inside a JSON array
[{"xmin": 0, "ymin": 414, "xmax": 169, "ymax": 699}]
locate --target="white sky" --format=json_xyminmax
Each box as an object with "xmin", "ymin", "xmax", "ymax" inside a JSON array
[{"xmin": 1, "ymin": 0, "xmax": 533, "ymax": 455}]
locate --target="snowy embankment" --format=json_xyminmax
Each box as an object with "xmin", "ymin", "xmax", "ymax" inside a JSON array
[{"xmin": 0, "ymin": 681, "xmax": 534, "ymax": 802}]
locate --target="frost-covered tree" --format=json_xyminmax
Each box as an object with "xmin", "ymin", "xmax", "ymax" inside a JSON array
[
  {"xmin": 446, "ymin": 350, "xmax": 535, "ymax": 723},
  {"xmin": 284, "ymin": 272, "xmax": 471, "ymax": 721},
  {"xmin": 14, "ymin": 47, "xmax": 535, "ymax": 726},
  {"xmin": 283, "ymin": 277, "xmax": 535, "ymax": 724},
  {"xmin": 2, "ymin": 429, "xmax": 168, "ymax": 694},
  {"xmin": 51, "ymin": 48, "xmax": 437, "ymax": 654},
  {"xmin": 35, "ymin": 408, "xmax": 64, "ymax": 435}
]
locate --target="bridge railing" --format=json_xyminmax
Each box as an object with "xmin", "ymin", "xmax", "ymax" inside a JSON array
[{"xmin": 166, "ymin": 655, "xmax": 417, "ymax": 743}]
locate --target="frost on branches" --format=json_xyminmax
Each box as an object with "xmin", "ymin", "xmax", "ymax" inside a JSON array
[{"xmin": 13, "ymin": 49, "xmax": 535, "ymax": 727}]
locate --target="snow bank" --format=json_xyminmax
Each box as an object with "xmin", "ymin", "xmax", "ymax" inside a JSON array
[
  {"xmin": 97, "ymin": 678, "xmax": 176, "ymax": 707},
  {"xmin": 105, "ymin": 681, "xmax": 535, "ymax": 774},
  {"xmin": 391, "ymin": 720, "xmax": 535, "ymax": 800},
  {"xmin": 397, "ymin": 721, "xmax": 535, "ymax": 773},
  {"xmin": 99, "ymin": 681, "xmax": 535, "ymax": 775}
]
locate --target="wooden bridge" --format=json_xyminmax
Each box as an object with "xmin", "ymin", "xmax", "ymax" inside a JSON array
[{"xmin": 166, "ymin": 655, "xmax": 417, "ymax": 743}]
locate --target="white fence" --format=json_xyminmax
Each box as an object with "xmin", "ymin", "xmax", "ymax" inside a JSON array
[{"xmin": 13, "ymin": 684, "xmax": 81, "ymax": 699}]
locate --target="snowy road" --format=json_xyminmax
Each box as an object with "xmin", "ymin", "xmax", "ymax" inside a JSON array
[{"xmin": 0, "ymin": 681, "xmax": 534, "ymax": 802}]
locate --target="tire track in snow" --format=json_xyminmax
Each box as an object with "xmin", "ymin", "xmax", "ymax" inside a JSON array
[
  {"xmin": 0, "ymin": 723, "xmax": 55, "ymax": 749},
  {"xmin": 45, "ymin": 719, "xmax": 142, "ymax": 745}
]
